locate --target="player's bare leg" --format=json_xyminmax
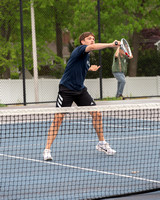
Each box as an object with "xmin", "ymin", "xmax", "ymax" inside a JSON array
[
  {"xmin": 90, "ymin": 111, "xmax": 116, "ymax": 155},
  {"xmin": 43, "ymin": 113, "xmax": 65, "ymax": 160}
]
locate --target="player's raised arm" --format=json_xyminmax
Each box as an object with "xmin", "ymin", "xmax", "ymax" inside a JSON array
[{"xmin": 85, "ymin": 41, "xmax": 120, "ymax": 52}]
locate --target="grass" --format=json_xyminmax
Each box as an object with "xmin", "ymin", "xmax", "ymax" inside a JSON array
[
  {"xmin": 0, "ymin": 104, "xmax": 7, "ymax": 107},
  {"xmin": 98, "ymin": 97, "xmax": 124, "ymax": 101}
]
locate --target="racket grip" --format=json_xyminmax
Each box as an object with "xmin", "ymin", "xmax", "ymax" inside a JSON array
[{"xmin": 115, "ymin": 41, "xmax": 118, "ymax": 45}]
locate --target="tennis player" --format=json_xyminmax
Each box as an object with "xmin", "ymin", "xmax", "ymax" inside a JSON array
[
  {"xmin": 43, "ymin": 32, "xmax": 120, "ymax": 161},
  {"xmin": 112, "ymin": 46, "xmax": 133, "ymax": 98}
]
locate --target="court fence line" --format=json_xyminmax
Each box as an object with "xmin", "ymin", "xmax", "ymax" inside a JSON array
[{"xmin": 1, "ymin": 76, "xmax": 160, "ymax": 105}]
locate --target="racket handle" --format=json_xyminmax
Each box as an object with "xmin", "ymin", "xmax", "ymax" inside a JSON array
[{"xmin": 115, "ymin": 41, "xmax": 118, "ymax": 45}]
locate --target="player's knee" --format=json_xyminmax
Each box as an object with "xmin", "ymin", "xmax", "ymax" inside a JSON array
[
  {"xmin": 97, "ymin": 111, "xmax": 102, "ymax": 119},
  {"xmin": 54, "ymin": 113, "xmax": 64, "ymax": 123},
  {"xmin": 91, "ymin": 111, "xmax": 102, "ymax": 120}
]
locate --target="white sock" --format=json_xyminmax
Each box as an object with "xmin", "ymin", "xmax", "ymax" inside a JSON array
[{"xmin": 99, "ymin": 141, "xmax": 106, "ymax": 145}]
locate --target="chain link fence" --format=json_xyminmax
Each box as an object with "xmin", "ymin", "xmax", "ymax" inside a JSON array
[{"xmin": 0, "ymin": 1, "xmax": 160, "ymax": 105}]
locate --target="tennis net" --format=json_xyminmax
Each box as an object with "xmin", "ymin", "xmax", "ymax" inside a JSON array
[{"xmin": 0, "ymin": 103, "xmax": 160, "ymax": 200}]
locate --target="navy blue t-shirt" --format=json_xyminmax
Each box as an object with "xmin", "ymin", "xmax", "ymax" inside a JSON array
[{"xmin": 60, "ymin": 45, "xmax": 90, "ymax": 91}]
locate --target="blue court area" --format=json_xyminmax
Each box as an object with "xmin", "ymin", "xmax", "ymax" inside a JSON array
[{"xmin": 0, "ymin": 115, "xmax": 160, "ymax": 200}]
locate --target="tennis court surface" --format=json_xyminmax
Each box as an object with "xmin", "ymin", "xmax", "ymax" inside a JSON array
[{"xmin": 0, "ymin": 99, "xmax": 160, "ymax": 200}]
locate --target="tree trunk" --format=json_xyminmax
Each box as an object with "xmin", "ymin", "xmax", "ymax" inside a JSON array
[
  {"xmin": 3, "ymin": 67, "xmax": 10, "ymax": 79},
  {"xmin": 54, "ymin": 2, "xmax": 63, "ymax": 58},
  {"xmin": 128, "ymin": 31, "xmax": 140, "ymax": 77},
  {"xmin": 55, "ymin": 21, "xmax": 63, "ymax": 58}
]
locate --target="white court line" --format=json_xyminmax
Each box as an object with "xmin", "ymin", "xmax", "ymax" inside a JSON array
[{"xmin": 0, "ymin": 153, "xmax": 160, "ymax": 184}]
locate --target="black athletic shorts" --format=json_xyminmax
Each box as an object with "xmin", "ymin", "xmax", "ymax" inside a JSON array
[{"xmin": 56, "ymin": 84, "xmax": 96, "ymax": 107}]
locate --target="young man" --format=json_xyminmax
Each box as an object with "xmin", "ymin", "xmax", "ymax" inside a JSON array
[
  {"xmin": 112, "ymin": 46, "xmax": 133, "ymax": 98},
  {"xmin": 43, "ymin": 32, "xmax": 121, "ymax": 161}
]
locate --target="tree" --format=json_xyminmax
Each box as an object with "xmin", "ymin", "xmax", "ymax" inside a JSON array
[
  {"xmin": 0, "ymin": 1, "xmax": 20, "ymax": 78},
  {"xmin": 0, "ymin": 0, "xmax": 73, "ymax": 78},
  {"xmin": 1, "ymin": 0, "xmax": 160, "ymax": 79},
  {"xmin": 35, "ymin": 0, "xmax": 75, "ymax": 58},
  {"xmin": 69, "ymin": 0, "xmax": 160, "ymax": 76},
  {"xmin": 99, "ymin": 0, "xmax": 160, "ymax": 76}
]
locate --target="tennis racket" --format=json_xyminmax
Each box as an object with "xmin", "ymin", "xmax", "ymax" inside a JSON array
[{"xmin": 115, "ymin": 38, "xmax": 132, "ymax": 57}]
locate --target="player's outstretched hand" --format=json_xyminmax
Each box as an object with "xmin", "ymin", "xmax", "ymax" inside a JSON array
[{"xmin": 89, "ymin": 65, "xmax": 100, "ymax": 71}]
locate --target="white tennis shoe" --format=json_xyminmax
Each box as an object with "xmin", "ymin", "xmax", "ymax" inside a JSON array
[
  {"xmin": 96, "ymin": 142, "xmax": 116, "ymax": 155},
  {"xmin": 43, "ymin": 149, "xmax": 53, "ymax": 161}
]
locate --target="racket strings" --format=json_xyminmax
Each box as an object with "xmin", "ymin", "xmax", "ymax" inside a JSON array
[{"xmin": 121, "ymin": 38, "xmax": 131, "ymax": 56}]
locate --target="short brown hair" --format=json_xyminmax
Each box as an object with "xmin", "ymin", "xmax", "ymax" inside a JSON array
[{"xmin": 79, "ymin": 32, "xmax": 95, "ymax": 44}]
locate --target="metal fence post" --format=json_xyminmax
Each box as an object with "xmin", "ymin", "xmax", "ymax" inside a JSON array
[
  {"xmin": 97, "ymin": 0, "xmax": 103, "ymax": 100},
  {"xmin": 20, "ymin": 0, "xmax": 26, "ymax": 106}
]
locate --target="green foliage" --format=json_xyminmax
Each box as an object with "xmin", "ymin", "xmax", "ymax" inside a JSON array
[
  {"xmin": 137, "ymin": 49, "xmax": 160, "ymax": 76},
  {"xmin": 0, "ymin": 0, "xmax": 160, "ymax": 79},
  {"xmin": 68, "ymin": 0, "xmax": 160, "ymax": 42},
  {"xmin": 68, "ymin": 0, "xmax": 98, "ymax": 45},
  {"xmin": 0, "ymin": 0, "xmax": 73, "ymax": 79}
]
